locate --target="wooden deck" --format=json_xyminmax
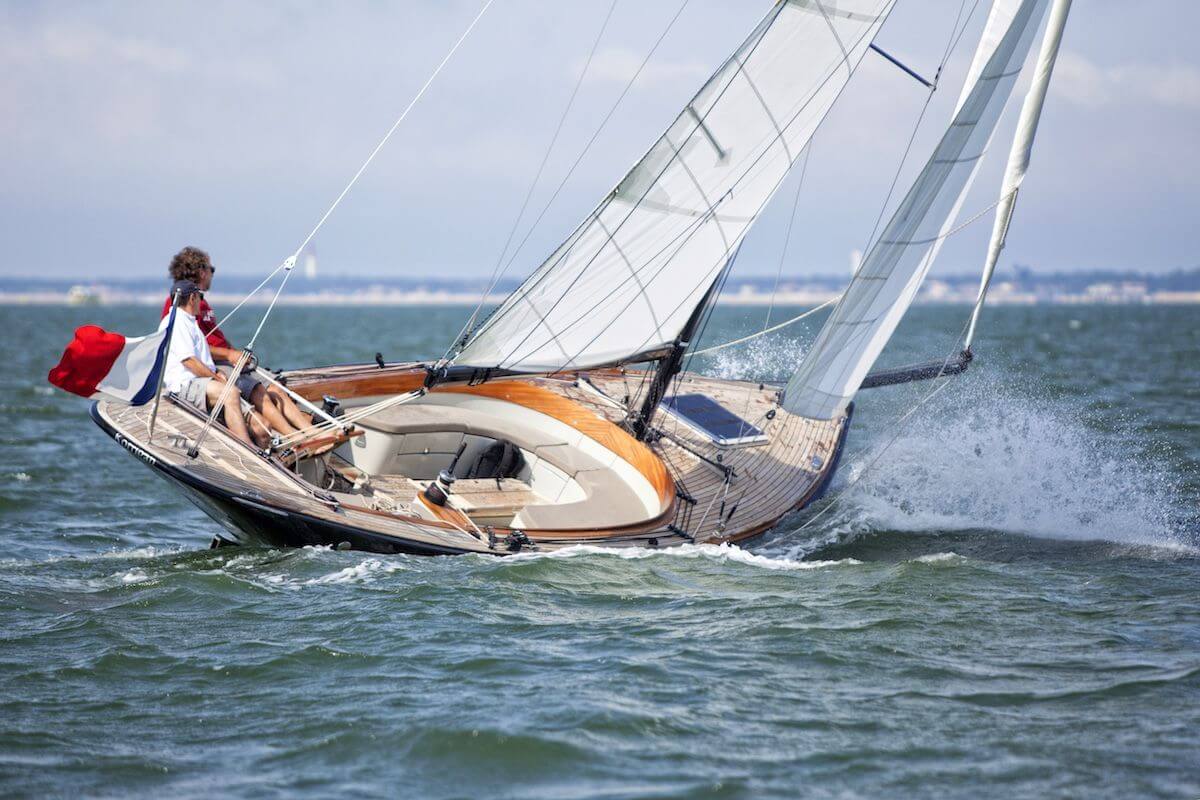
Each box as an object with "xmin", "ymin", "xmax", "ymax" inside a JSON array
[
  {"xmin": 96, "ymin": 364, "xmax": 846, "ymax": 554},
  {"xmin": 577, "ymin": 371, "xmax": 844, "ymax": 544}
]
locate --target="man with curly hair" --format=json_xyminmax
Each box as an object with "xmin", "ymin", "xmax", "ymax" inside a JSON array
[{"xmin": 161, "ymin": 247, "xmax": 314, "ymax": 442}]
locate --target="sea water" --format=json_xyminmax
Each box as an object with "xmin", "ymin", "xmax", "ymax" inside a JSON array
[{"xmin": 1, "ymin": 303, "xmax": 1197, "ymax": 798}]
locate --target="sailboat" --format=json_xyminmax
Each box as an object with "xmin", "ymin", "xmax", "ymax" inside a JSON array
[{"xmin": 89, "ymin": 0, "xmax": 1072, "ymax": 555}]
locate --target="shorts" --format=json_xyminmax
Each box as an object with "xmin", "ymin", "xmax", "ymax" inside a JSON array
[
  {"xmin": 179, "ymin": 377, "xmax": 253, "ymax": 415},
  {"xmin": 217, "ymin": 364, "xmax": 262, "ymax": 403}
]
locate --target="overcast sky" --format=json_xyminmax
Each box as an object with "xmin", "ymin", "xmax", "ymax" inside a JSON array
[{"xmin": 2, "ymin": 1, "xmax": 1198, "ymax": 282}]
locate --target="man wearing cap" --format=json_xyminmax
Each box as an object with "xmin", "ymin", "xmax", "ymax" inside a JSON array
[
  {"xmin": 158, "ymin": 281, "xmax": 259, "ymax": 446},
  {"xmin": 160, "ymin": 246, "xmax": 314, "ymax": 442}
]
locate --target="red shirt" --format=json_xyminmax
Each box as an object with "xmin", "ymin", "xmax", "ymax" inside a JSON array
[{"xmin": 161, "ymin": 296, "xmax": 232, "ymax": 350}]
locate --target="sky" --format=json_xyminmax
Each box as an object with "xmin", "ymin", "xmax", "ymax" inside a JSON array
[{"xmin": 2, "ymin": 0, "xmax": 1198, "ymax": 282}]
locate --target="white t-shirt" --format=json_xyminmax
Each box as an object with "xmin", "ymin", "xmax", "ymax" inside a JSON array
[{"xmin": 158, "ymin": 308, "xmax": 216, "ymax": 393}]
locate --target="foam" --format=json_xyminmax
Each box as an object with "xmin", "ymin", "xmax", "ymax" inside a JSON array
[
  {"xmin": 302, "ymin": 558, "xmax": 405, "ymax": 585},
  {"xmin": 500, "ymin": 542, "xmax": 860, "ymax": 572},
  {"xmin": 699, "ymin": 333, "xmax": 807, "ymax": 383},
  {"xmin": 813, "ymin": 379, "xmax": 1195, "ymax": 552}
]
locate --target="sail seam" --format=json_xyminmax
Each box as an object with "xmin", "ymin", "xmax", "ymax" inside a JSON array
[
  {"xmin": 485, "ymin": 3, "xmax": 789, "ymax": 368},
  {"xmin": 524, "ymin": 2, "xmax": 891, "ymax": 371}
]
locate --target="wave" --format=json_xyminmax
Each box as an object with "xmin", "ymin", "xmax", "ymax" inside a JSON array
[
  {"xmin": 498, "ymin": 542, "xmax": 860, "ymax": 572},
  {"xmin": 798, "ymin": 377, "xmax": 1196, "ymax": 553}
]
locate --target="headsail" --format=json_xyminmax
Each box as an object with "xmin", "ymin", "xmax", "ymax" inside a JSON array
[
  {"xmin": 454, "ymin": 0, "xmax": 895, "ymax": 375},
  {"xmin": 782, "ymin": 0, "xmax": 1051, "ymax": 420},
  {"xmin": 965, "ymin": 0, "xmax": 1072, "ymax": 349}
]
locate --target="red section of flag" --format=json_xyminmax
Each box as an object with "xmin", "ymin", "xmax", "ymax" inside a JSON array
[{"xmin": 47, "ymin": 325, "xmax": 126, "ymax": 398}]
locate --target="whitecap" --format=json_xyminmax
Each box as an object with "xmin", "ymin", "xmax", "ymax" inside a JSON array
[
  {"xmin": 500, "ymin": 542, "xmax": 860, "ymax": 572},
  {"xmin": 813, "ymin": 379, "xmax": 1195, "ymax": 553},
  {"xmin": 912, "ymin": 552, "xmax": 964, "ymax": 564},
  {"xmin": 302, "ymin": 557, "xmax": 403, "ymax": 585}
]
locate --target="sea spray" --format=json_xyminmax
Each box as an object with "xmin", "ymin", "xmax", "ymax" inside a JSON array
[{"xmin": 795, "ymin": 375, "xmax": 1190, "ymax": 551}]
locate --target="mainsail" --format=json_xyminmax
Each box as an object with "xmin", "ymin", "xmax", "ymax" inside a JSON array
[
  {"xmin": 454, "ymin": 0, "xmax": 895, "ymax": 374},
  {"xmin": 782, "ymin": 0, "xmax": 1051, "ymax": 420}
]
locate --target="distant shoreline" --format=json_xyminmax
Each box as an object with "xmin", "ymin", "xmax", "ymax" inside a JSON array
[
  {"xmin": 4, "ymin": 289, "xmax": 1199, "ymax": 306},
  {"xmin": 5, "ymin": 267, "xmax": 1200, "ymax": 307}
]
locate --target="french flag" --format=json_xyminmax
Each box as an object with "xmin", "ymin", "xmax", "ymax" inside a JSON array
[{"xmin": 48, "ymin": 307, "xmax": 177, "ymax": 405}]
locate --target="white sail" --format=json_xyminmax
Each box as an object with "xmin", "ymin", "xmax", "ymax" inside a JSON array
[
  {"xmin": 965, "ymin": 0, "xmax": 1072, "ymax": 348},
  {"xmin": 782, "ymin": 0, "xmax": 1050, "ymax": 420},
  {"xmin": 455, "ymin": 0, "xmax": 895, "ymax": 374}
]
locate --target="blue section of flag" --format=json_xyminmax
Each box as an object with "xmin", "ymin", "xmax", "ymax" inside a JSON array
[{"xmin": 130, "ymin": 304, "xmax": 176, "ymax": 406}]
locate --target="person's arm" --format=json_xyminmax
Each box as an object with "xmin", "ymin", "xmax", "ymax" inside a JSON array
[
  {"xmin": 182, "ymin": 357, "xmax": 225, "ymax": 381},
  {"xmin": 209, "ymin": 345, "xmax": 241, "ymax": 364}
]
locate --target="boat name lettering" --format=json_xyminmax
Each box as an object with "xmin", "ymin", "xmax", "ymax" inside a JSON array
[{"xmin": 115, "ymin": 434, "xmax": 157, "ymax": 467}]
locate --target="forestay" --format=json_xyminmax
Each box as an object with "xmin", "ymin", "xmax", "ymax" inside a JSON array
[
  {"xmin": 455, "ymin": 0, "xmax": 895, "ymax": 374},
  {"xmin": 782, "ymin": 0, "xmax": 1051, "ymax": 420}
]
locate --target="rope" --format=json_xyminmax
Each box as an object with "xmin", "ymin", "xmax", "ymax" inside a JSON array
[
  {"xmin": 689, "ymin": 296, "xmax": 839, "ymax": 357},
  {"xmin": 765, "ymin": 143, "xmax": 812, "ymax": 332},
  {"xmin": 451, "ymin": 0, "xmax": 694, "ymax": 355},
  {"xmin": 217, "ymin": 0, "xmax": 495, "ymax": 338},
  {"xmin": 272, "ymin": 390, "xmax": 423, "ymax": 449},
  {"xmin": 253, "ymin": 367, "xmax": 341, "ymax": 428},
  {"xmin": 188, "ymin": 348, "xmax": 251, "ymax": 457},
  {"xmin": 451, "ymin": 0, "xmax": 620, "ymax": 354},
  {"xmin": 186, "ymin": 1, "xmax": 493, "ymax": 457},
  {"xmin": 795, "ymin": 311, "xmax": 975, "ymax": 535}
]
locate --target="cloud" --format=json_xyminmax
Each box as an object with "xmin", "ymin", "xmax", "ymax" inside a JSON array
[{"xmin": 1054, "ymin": 52, "xmax": 1200, "ymax": 110}]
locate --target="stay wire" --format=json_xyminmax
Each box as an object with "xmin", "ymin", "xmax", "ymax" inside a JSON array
[
  {"xmin": 795, "ymin": 311, "xmax": 974, "ymax": 535},
  {"xmin": 858, "ymin": 0, "xmax": 979, "ymax": 259},
  {"xmin": 455, "ymin": 0, "xmax": 694, "ymax": 355},
  {"xmin": 450, "ymin": 0, "xmax": 620, "ymax": 357},
  {"xmin": 765, "ymin": 142, "xmax": 812, "ymax": 332},
  {"xmin": 217, "ymin": 0, "xmax": 495, "ymax": 342},
  {"xmin": 498, "ymin": 5, "xmax": 887, "ymax": 372}
]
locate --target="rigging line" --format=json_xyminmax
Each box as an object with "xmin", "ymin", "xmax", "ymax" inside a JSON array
[
  {"xmin": 496, "ymin": 5, "xmax": 892, "ymax": 371},
  {"xmin": 765, "ymin": 141, "xmax": 812, "ymax": 331},
  {"xmin": 497, "ymin": 7, "xmax": 891, "ymax": 371},
  {"xmin": 794, "ymin": 313, "xmax": 973, "ymax": 535},
  {"xmin": 856, "ymin": 0, "xmax": 978, "ymax": 260},
  {"xmin": 211, "ymin": 264, "xmax": 287, "ymax": 334},
  {"xmin": 661, "ymin": 247, "xmax": 737, "ymax": 425},
  {"xmin": 786, "ymin": 187, "xmax": 1011, "ymax": 400},
  {"xmin": 187, "ymin": 348, "xmax": 252, "ymax": 459},
  {"xmin": 689, "ymin": 295, "xmax": 840, "ymax": 357},
  {"xmin": 220, "ymin": 0, "xmax": 494, "ymax": 343},
  {"xmin": 477, "ymin": 1, "xmax": 791, "ymax": 366},
  {"xmin": 293, "ymin": 0, "xmax": 495, "ymax": 261},
  {"xmin": 457, "ymin": 0, "xmax": 694, "ymax": 351},
  {"xmin": 449, "ymin": 0, "xmax": 620, "ymax": 357}
]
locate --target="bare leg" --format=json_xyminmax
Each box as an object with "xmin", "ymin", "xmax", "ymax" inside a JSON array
[
  {"xmin": 249, "ymin": 385, "xmax": 299, "ymax": 437},
  {"xmin": 247, "ymin": 411, "xmax": 272, "ymax": 449},
  {"xmin": 266, "ymin": 384, "xmax": 317, "ymax": 430},
  {"xmin": 206, "ymin": 381, "xmax": 253, "ymax": 446}
]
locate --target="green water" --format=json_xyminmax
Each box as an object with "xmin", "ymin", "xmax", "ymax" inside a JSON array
[{"xmin": 1, "ymin": 303, "xmax": 1197, "ymax": 798}]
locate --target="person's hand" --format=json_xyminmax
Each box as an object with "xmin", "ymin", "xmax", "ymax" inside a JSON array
[{"xmin": 213, "ymin": 371, "xmax": 228, "ymax": 383}]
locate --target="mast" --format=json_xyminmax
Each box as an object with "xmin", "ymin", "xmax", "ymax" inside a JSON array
[
  {"xmin": 964, "ymin": 0, "xmax": 1072, "ymax": 351},
  {"xmin": 628, "ymin": 258, "xmax": 729, "ymax": 440}
]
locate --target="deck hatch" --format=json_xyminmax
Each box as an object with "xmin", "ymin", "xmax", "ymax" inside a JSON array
[{"xmin": 662, "ymin": 394, "xmax": 768, "ymax": 448}]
